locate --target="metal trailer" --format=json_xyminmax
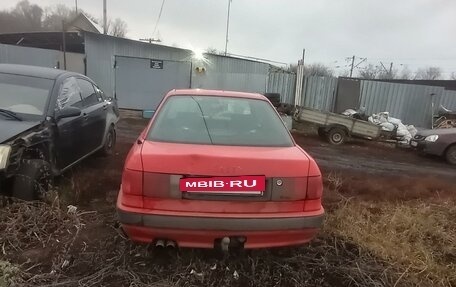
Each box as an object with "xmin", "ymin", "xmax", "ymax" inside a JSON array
[
  {"xmin": 433, "ymin": 108, "xmax": 456, "ymax": 129},
  {"xmin": 294, "ymin": 107, "xmax": 385, "ymax": 145}
]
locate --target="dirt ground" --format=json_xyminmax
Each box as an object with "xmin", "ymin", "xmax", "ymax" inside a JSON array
[{"xmin": 0, "ymin": 117, "xmax": 455, "ymax": 287}]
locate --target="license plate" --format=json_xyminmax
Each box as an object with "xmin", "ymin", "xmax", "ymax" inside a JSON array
[
  {"xmin": 179, "ymin": 175, "xmax": 266, "ymax": 194},
  {"xmin": 410, "ymin": 141, "xmax": 418, "ymax": 147}
]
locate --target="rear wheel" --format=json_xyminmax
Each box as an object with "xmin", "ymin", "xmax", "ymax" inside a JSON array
[
  {"xmin": 12, "ymin": 159, "xmax": 53, "ymax": 200},
  {"xmin": 445, "ymin": 145, "xmax": 456, "ymax": 165},
  {"xmin": 327, "ymin": 128, "xmax": 347, "ymax": 145},
  {"xmin": 100, "ymin": 126, "xmax": 116, "ymax": 156}
]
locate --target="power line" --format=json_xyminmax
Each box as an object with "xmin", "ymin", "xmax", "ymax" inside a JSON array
[{"xmin": 152, "ymin": 0, "xmax": 166, "ymax": 37}]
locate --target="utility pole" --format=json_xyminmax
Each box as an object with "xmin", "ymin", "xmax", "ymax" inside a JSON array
[
  {"xmin": 103, "ymin": 0, "xmax": 107, "ymax": 34},
  {"xmin": 294, "ymin": 48, "xmax": 306, "ymax": 107},
  {"xmin": 62, "ymin": 20, "xmax": 67, "ymax": 70},
  {"xmin": 224, "ymin": 0, "xmax": 232, "ymax": 56},
  {"xmin": 349, "ymin": 55, "xmax": 355, "ymax": 77},
  {"xmin": 348, "ymin": 56, "xmax": 367, "ymax": 77},
  {"xmin": 75, "ymin": 0, "xmax": 78, "ymax": 13},
  {"xmin": 380, "ymin": 61, "xmax": 394, "ymax": 77}
]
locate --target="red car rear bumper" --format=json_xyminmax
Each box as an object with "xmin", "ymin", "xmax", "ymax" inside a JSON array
[{"xmin": 117, "ymin": 190, "xmax": 324, "ymax": 249}]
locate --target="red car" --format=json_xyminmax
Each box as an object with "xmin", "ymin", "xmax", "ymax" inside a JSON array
[{"xmin": 117, "ymin": 89, "xmax": 324, "ymax": 249}]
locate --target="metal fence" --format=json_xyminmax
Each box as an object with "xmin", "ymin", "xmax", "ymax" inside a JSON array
[
  {"xmin": 85, "ymin": 33, "xmax": 270, "ymax": 98},
  {"xmin": 294, "ymin": 75, "xmax": 456, "ymax": 128},
  {"xmin": 0, "ymin": 43, "xmax": 85, "ymax": 73},
  {"xmin": 266, "ymin": 71, "xmax": 296, "ymax": 104},
  {"xmin": 192, "ymin": 54, "xmax": 270, "ymax": 93},
  {"xmin": 85, "ymin": 33, "xmax": 191, "ymax": 98},
  {"xmin": 299, "ymin": 76, "xmax": 338, "ymax": 111},
  {"xmin": 439, "ymin": 89, "xmax": 456, "ymax": 110},
  {"xmin": 359, "ymin": 80, "xmax": 448, "ymax": 128},
  {"xmin": 0, "ymin": 43, "xmax": 60, "ymax": 67}
]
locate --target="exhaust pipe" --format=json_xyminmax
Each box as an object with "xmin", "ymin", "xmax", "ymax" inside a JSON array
[
  {"xmin": 221, "ymin": 237, "xmax": 230, "ymax": 252},
  {"xmin": 155, "ymin": 239, "xmax": 165, "ymax": 248},
  {"xmin": 166, "ymin": 240, "xmax": 176, "ymax": 249}
]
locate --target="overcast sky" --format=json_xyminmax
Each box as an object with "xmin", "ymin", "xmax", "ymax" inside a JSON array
[{"xmin": 2, "ymin": 0, "xmax": 456, "ymax": 77}]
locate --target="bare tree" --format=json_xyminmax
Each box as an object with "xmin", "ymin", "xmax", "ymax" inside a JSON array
[
  {"xmin": 287, "ymin": 63, "xmax": 334, "ymax": 77},
  {"xmin": 205, "ymin": 47, "xmax": 217, "ymax": 54},
  {"xmin": 378, "ymin": 68, "xmax": 398, "ymax": 80},
  {"xmin": 338, "ymin": 70, "xmax": 350, "ymax": 77},
  {"xmin": 303, "ymin": 63, "xmax": 334, "ymax": 77},
  {"xmin": 205, "ymin": 47, "xmax": 224, "ymax": 55},
  {"xmin": 450, "ymin": 72, "xmax": 456, "ymax": 80},
  {"xmin": 414, "ymin": 67, "xmax": 442, "ymax": 80},
  {"xmin": 105, "ymin": 18, "xmax": 128, "ymax": 37},
  {"xmin": 0, "ymin": 1, "xmax": 128, "ymax": 36},
  {"xmin": 358, "ymin": 64, "xmax": 379, "ymax": 79},
  {"xmin": 205, "ymin": 47, "xmax": 226, "ymax": 55},
  {"xmin": 0, "ymin": 0, "xmax": 43, "ymax": 33},
  {"xmin": 358, "ymin": 63, "xmax": 398, "ymax": 79},
  {"xmin": 398, "ymin": 66, "xmax": 412, "ymax": 79},
  {"xmin": 287, "ymin": 64, "xmax": 297, "ymax": 73},
  {"xmin": 42, "ymin": 4, "xmax": 76, "ymax": 31},
  {"xmin": 13, "ymin": 0, "xmax": 42, "ymax": 28}
]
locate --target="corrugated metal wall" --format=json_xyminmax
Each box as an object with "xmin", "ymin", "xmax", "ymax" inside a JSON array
[
  {"xmin": 191, "ymin": 54, "xmax": 269, "ymax": 93},
  {"xmin": 0, "ymin": 44, "xmax": 84, "ymax": 73},
  {"xmin": 439, "ymin": 89, "xmax": 456, "ymax": 110},
  {"xmin": 115, "ymin": 56, "xmax": 192, "ymax": 110},
  {"xmin": 85, "ymin": 33, "xmax": 191, "ymax": 98},
  {"xmin": 360, "ymin": 80, "xmax": 445, "ymax": 128},
  {"xmin": 58, "ymin": 52, "xmax": 85, "ymax": 74},
  {"xmin": 0, "ymin": 43, "xmax": 60, "ymax": 67},
  {"xmin": 300, "ymin": 76, "xmax": 338, "ymax": 111},
  {"xmin": 295, "ymin": 76, "xmax": 456, "ymax": 128},
  {"xmin": 85, "ymin": 33, "xmax": 270, "ymax": 98},
  {"xmin": 266, "ymin": 71, "xmax": 296, "ymax": 104}
]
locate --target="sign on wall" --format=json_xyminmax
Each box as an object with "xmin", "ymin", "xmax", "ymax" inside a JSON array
[{"xmin": 150, "ymin": 59, "xmax": 163, "ymax": 69}]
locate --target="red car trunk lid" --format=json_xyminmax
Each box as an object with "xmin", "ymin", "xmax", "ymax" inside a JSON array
[{"xmin": 140, "ymin": 141, "xmax": 310, "ymax": 177}]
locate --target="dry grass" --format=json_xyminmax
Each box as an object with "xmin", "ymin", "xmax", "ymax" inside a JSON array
[
  {"xmin": 0, "ymin": 194, "xmax": 403, "ymax": 287},
  {"xmin": 0, "ymin": 260, "xmax": 20, "ymax": 287},
  {"xmin": 0, "ymin": 169, "xmax": 455, "ymax": 286},
  {"xmin": 337, "ymin": 175, "xmax": 456, "ymax": 202},
  {"xmin": 0, "ymin": 196, "xmax": 95, "ymax": 286},
  {"xmin": 324, "ymin": 179, "xmax": 456, "ymax": 287}
]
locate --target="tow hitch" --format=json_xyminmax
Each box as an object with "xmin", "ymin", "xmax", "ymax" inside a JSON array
[{"xmin": 215, "ymin": 236, "xmax": 246, "ymax": 252}]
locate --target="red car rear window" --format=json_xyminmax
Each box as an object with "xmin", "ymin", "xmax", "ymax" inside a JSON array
[{"xmin": 147, "ymin": 95, "xmax": 294, "ymax": 147}]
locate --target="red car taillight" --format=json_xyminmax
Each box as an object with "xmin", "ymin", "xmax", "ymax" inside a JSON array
[
  {"xmin": 306, "ymin": 175, "xmax": 323, "ymax": 199},
  {"xmin": 122, "ymin": 168, "xmax": 143, "ymax": 195},
  {"xmin": 121, "ymin": 168, "xmax": 143, "ymax": 208},
  {"xmin": 304, "ymin": 175, "xmax": 323, "ymax": 211}
]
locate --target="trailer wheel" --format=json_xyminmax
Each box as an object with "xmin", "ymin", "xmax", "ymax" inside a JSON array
[
  {"xmin": 317, "ymin": 127, "xmax": 327, "ymax": 138},
  {"xmin": 445, "ymin": 145, "xmax": 456, "ymax": 165},
  {"xmin": 327, "ymin": 128, "xmax": 347, "ymax": 145}
]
